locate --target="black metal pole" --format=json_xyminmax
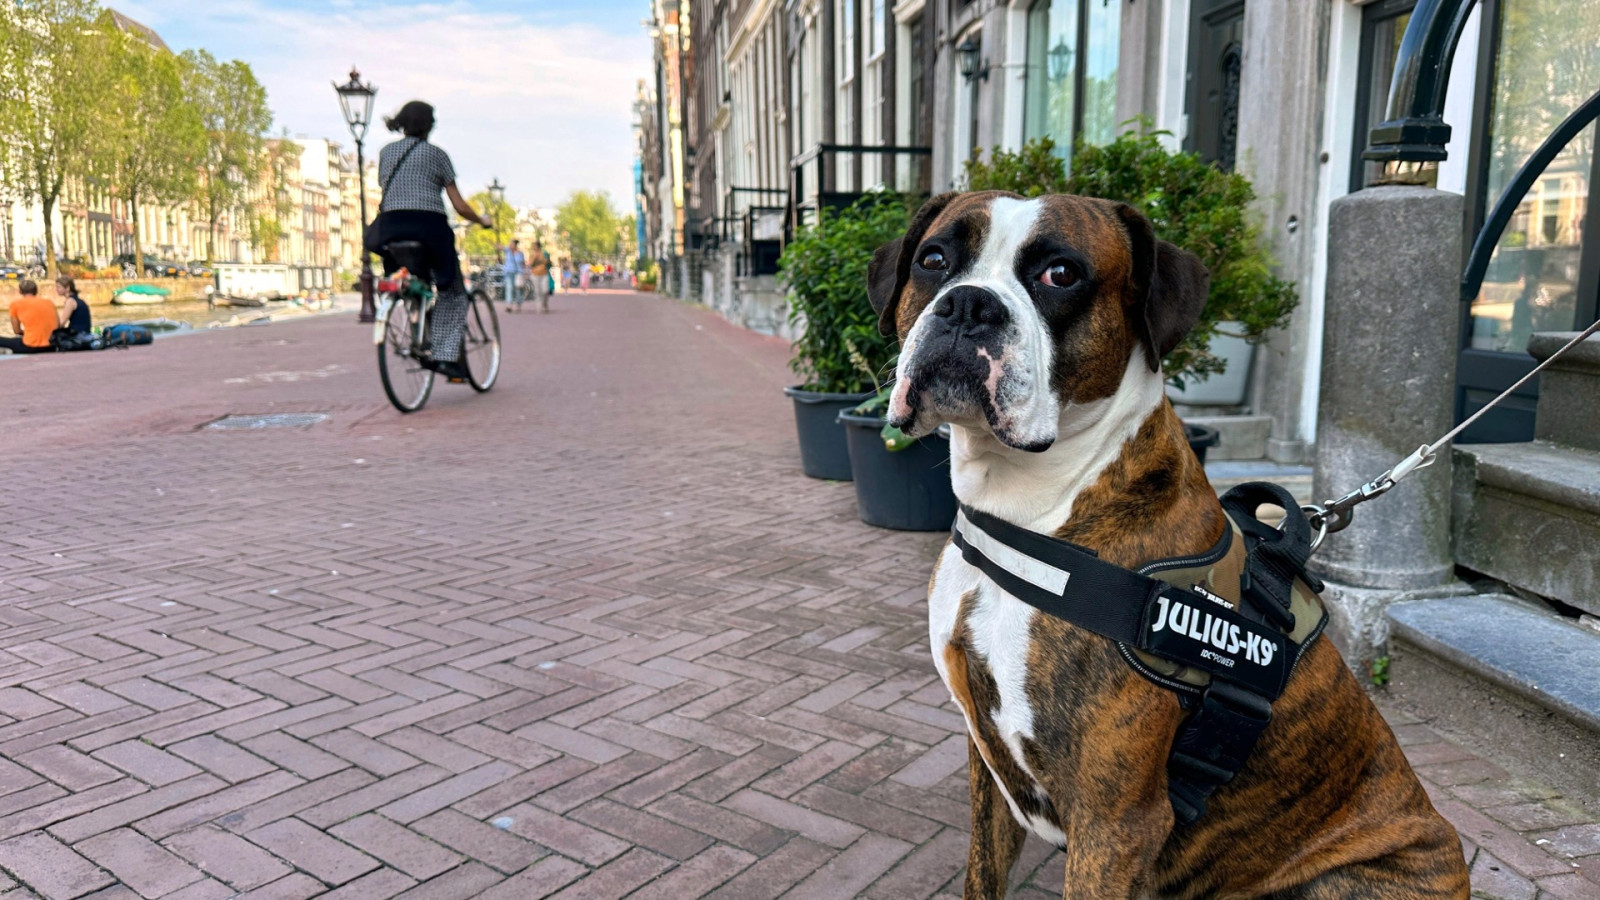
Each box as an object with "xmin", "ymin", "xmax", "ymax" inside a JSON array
[{"xmin": 356, "ymin": 139, "xmax": 375, "ymax": 322}]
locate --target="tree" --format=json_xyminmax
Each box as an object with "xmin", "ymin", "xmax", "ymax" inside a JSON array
[
  {"xmin": 249, "ymin": 139, "xmax": 299, "ymax": 262},
  {"xmin": 556, "ymin": 190, "xmax": 625, "ymax": 263},
  {"xmin": 0, "ymin": 0, "xmax": 118, "ymax": 276},
  {"xmin": 459, "ymin": 190, "xmax": 518, "ymax": 259},
  {"xmin": 101, "ymin": 20, "xmax": 204, "ymax": 275},
  {"xmin": 182, "ymin": 49, "xmax": 271, "ymax": 263}
]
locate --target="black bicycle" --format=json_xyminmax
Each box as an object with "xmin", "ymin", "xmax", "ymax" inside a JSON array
[{"xmin": 373, "ymin": 241, "xmax": 501, "ymax": 413}]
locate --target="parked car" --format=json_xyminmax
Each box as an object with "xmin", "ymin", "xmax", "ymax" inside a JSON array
[
  {"xmin": 185, "ymin": 260, "xmax": 214, "ymax": 278},
  {"xmin": 0, "ymin": 263, "xmax": 24, "ymax": 280},
  {"xmin": 111, "ymin": 254, "xmax": 182, "ymax": 278}
]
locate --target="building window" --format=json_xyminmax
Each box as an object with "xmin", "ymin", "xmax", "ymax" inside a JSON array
[
  {"xmin": 1467, "ymin": 0, "xmax": 1600, "ymax": 357},
  {"xmin": 1023, "ymin": 0, "xmax": 1121, "ymax": 166},
  {"xmin": 1351, "ymin": 0, "xmax": 1416, "ymax": 192}
]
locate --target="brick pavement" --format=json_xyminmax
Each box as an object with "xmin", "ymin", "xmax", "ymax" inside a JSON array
[{"xmin": 0, "ymin": 292, "xmax": 1595, "ymax": 898}]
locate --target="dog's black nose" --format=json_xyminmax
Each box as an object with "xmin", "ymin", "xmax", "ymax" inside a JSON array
[{"xmin": 932, "ymin": 286, "xmax": 1006, "ymax": 330}]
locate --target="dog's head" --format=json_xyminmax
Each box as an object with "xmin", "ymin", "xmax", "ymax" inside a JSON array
[{"xmin": 871, "ymin": 191, "xmax": 1209, "ymax": 451}]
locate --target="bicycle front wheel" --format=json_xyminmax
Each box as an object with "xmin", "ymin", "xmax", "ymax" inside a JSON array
[
  {"xmin": 378, "ymin": 296, "xmax": 436, "ymax": 412},
  {"xmin": 463, "ymin": 288, "xmax": 501, "ymax": 392}
]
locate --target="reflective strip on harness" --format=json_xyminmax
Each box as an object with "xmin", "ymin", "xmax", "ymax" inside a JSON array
[
  {"xmin": 950, "ymin": 488, "xmax": 1329, "ymax": 828},
  {"xmin": 951, "ymin": 506, "xmax": 1290, "ymax": 701}
]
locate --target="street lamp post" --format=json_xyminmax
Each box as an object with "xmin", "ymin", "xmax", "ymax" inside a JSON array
[
  {"xmin": 334, "ymin": 67, "xmax": 377, "ymax": 323},
  {"xmin": 488, "ymin": 178, "xmax": 506, "ymax": 249}
]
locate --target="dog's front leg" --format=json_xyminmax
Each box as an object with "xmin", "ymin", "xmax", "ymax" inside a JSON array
[
  {"xmin": 1055, "ymin": 799, "xmax": 1171, "ymax": 900},
  {"xmin": 964, "ymin": 737, "xmax": 1026, "ymax": 899}
]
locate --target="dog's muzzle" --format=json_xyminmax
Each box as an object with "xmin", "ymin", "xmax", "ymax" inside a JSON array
[{"xmin": 890, "ymin": 285, "xmax": 1052, "ymax": 451}]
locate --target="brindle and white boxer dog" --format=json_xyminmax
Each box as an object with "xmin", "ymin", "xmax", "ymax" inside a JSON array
[{"xmin": 870, "ymin": 191, "xmax": 1470, "ymax": 899}]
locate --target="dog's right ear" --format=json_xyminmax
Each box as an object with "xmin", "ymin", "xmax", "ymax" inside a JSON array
[{"xmin": 870, "ymin": 192, "xmax": 957, "ymax": 336}]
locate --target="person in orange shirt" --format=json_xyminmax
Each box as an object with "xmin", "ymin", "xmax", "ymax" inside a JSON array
[{"xmin": 2, "ymin": 280, "xmax": 59, "ymax": 354}]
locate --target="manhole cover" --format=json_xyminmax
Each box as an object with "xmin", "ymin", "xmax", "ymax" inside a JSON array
[{"xmin": 205, "ymin": 412, "xmax": 330, "ymax": 430}]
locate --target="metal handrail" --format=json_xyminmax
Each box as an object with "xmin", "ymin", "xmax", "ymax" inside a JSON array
[
  {"xmin": 1364, "ymin": 0, "xmax": 1478, "ymax": 163},
  {"xmin": 1460, "ymin": 87, "xmax": 1600, "ymax": 302},
  {"xmin": 790, "ymin": 143, "xmax": 934, "ymax": 168}
]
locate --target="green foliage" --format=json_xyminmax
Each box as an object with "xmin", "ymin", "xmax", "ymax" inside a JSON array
[
  {"xmin": 101, "ymin": 20, "xmax": 205, "ymax": 274},
  {"xmin": 965, "ymin": 126, "xmax": 1298, "ymax": 386},
  {"xmin": 182, "ymin": 49, "xmax": 272, "ymax": 262},
  {"xmin": 779, "ymin": 192, "xmax": 910, "ymax": 394},
  {"xmin": 0, "ymin": 0, "xmax": 119, "ymax": 276},
  {"xmin": 634, "ymin": 257, "xmax": 659, "ymax": 286},
  {"xmin": 962, "ymin": 136, "xmax": 1070, "ymax": 197},
  {"xmin": 1370, "ymin": 655, "xmax": 1391, "ymax": 687},
  {"xmin": 460, "ymin": 190, "xmax": 518, "ymax": 258},
  {"xmin": 556, "ymin": 190, "xmax": 627, "ymax": 263},
  {"xmin": 851, "ymin": 388, "xmax": 915, "ymax": 451}
]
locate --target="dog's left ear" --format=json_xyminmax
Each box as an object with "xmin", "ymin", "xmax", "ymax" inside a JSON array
[
  {"xmin": 1115, "ymin": 203, "xmax": 1211, "ymax": 373},
  {"xmin": 870, "ymin": 192, "xmax": 957, "ymax": 336}
]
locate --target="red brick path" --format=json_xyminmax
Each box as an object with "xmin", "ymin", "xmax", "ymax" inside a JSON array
[{"xmin": 0, "ymin": 293, "xmax": 1591, "ymax": 898}]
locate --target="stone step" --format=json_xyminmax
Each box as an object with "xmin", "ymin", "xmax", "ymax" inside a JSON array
[
  {"xmin": 1452, "ymin": 441, "xmax": 1600, "ymax": 617},
  {"xmin": 1528, "ymin": 332, "xmax": 1600, "ymax": 452},
  {"xmin": 1386, "ymin": 594, "xmax": 1600, "ymax": 815}
]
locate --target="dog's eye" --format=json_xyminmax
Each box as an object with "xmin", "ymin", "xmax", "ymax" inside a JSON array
[
  {"xmin": 918, "ymin": 250, "xmax": 948, "ymax": 271},
  {"xmin": 1039, "ymin": 261, "xmax": 1078, "ymax": 288}
]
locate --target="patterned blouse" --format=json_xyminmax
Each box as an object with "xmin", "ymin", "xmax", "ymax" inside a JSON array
[{"xmin": 377, "ymin": 137, "xmax": 457, "ymax": 215}]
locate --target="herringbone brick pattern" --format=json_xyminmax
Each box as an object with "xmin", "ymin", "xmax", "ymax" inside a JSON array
[{"xmin": 0, "ymin": 293, "xmax": 1590, "ymax": 898}]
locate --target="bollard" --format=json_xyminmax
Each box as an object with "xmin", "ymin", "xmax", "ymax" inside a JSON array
[{"xmin": 1312, "ymin": 185, "xmax": 1464, "ymax": 663}]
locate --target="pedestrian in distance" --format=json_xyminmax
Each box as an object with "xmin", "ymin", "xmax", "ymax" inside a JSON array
[
  {"xmin": 363, "ymin": 99, "xmax": 493, "ymax": 382},
  {"xmin": 56, "ymin": 276, "xmax": 91, "ymax": 336},
  {"xmin": 501, "ymin": 239, "xmax": 527, "ymax": 313},
  {"xmin": 0, "ymin": 280, "xmax": 58, "ymax": 354},
  {"xmin": 578, "ymin": 263, "xmax": 591, "ymax": 293},
  {"xmin": 528, "ymin": 241, "xmax": 553, "ymax": 313}
]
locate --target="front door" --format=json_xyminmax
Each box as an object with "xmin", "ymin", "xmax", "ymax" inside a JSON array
[{"xmin": 1185, "ymin": 0, "xmax": 1245, "ymax": 170}]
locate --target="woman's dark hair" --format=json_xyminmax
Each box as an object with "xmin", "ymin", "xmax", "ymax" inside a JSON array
[
  {"xmin": 385, "ymin": 101, "xmax": 435, "ymax": 139},
  {"xmin": 56, "ymin": 275, "xmax": 77, "ymax": 295}
]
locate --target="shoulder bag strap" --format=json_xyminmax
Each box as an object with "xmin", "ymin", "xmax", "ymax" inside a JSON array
[{"xmin": 379, "ymin": 139, "xmax": 426, "ymax": 202}]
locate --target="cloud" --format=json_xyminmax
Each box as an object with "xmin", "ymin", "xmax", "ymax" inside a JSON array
[{"xmin": 113, "ymin": 0, "xmax": 650, "ymax": 210}]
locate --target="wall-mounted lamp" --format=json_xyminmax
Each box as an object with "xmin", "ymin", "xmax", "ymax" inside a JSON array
[{"xmin": 957, "ymin": 39, "xmax": 988, "ymax": 82}]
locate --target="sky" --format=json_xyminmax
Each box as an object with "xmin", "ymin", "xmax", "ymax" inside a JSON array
[{"xmin": 112, "ymin": 0, "xmax": 652, "ymax": 213}]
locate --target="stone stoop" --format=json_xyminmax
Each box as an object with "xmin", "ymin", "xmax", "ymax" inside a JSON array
[
  {"xmin": 1452, "ymin": 331, "xmax": 1600, "ymax": 619},
  {"xmin": 1386, "ymin": 595, "xmax": 1600, "ymax": 817}
]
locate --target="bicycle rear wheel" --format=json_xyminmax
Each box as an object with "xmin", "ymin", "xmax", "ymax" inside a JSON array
[
  {"xmin": 378, "ymin": 295, "xmax": 436, "ymax": 412},
  {"xmin": 463, "ymin": 288, "xmax": 501, "ymax": 392}
]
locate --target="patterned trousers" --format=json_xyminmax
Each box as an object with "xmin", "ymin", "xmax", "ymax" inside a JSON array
[{"xmin": 430, "ymin": 288, "xmax": 469, "ymax": 362}]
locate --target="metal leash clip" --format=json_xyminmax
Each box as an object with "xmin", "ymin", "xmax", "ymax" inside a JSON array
[{"xmin": 1302, "ymin": 445, "xmax": 1436, "ymax": 553}]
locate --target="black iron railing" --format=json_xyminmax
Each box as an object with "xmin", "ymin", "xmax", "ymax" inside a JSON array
[
  {"xmin": 1460, "ymin": 89, "xmax": 1600, "ymax": 302},
  {"xmin": 789, "ymin": 144, "xmax": 932, "ymax": 232},
  {"xmin": 1363, "ymin": 0, "xmax": 1478, "ymax": 164}
]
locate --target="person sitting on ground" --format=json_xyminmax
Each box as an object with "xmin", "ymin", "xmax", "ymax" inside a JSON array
[
  {"xmin": 1, "ymin": 280, "xmax": 59, "ymax": 355},
  {"xmin": 56, "ymin": 275, "xmax": 91, "ymax": 335}
]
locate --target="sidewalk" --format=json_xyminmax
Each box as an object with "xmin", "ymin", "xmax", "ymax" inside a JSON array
[{"xmin": 0, "ymin": 291, "xmax": 1592, "ymax": 898}]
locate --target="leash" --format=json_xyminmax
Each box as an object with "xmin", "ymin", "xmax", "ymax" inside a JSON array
[{"xmin": 1303, "ymin": 316, "xmax": 1600, "ymax": 552}]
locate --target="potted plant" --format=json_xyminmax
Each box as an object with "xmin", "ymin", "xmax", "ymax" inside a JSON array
[
  {"xmin": 635, "ymin": 257, "xmax": 659, "ymax": 292},
  {"xmin": 964, "ymin": 126, "xmax": 1297, "ymax": 462},
  {"xmin": 837, "ymin": 365, "xmax": 959, "ymax": 531},
  {"xmin": 779, "ymin": 193, "xmax": 909, "ymax": 480}
]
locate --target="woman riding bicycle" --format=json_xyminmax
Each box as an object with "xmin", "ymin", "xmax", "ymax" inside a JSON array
[{"xmin": 364, "ymin": 100, "xmax": 491, "ymax": 381}]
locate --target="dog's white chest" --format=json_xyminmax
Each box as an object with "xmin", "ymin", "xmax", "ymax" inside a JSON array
[{"xmin": 928, "ymin": 543, "xmax": 1067, "ymax": 845}]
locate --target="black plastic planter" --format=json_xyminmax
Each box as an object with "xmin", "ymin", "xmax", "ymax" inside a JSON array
[
  {"xmin": 1185, "ymin": 423, "xmax": 1221, "ymax": 465},
  {"xmin": 786, "ymin": 386, "xmax": 872, "ymax": 480},
  {"xmin": 839, "ymin": 411, "xmax": 958, "ymax": 531}
]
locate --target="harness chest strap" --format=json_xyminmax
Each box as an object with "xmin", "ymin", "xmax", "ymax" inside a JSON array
[{"xmin": 949, "ymin": 485, "xmax": 1328, "ymax": 825}]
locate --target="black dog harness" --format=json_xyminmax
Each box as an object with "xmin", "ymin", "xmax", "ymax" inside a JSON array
[{"xmin": 949, "ymin": 482, "xmax": 1328, "ymax": 825}]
